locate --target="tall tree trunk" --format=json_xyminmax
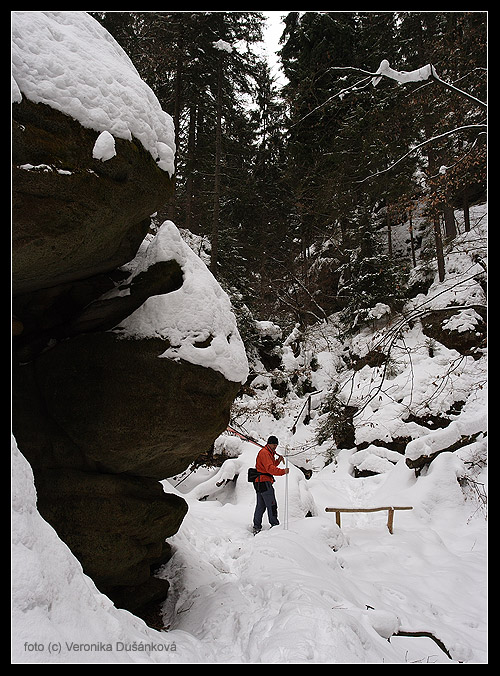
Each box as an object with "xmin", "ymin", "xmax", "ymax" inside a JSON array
[
  {"xmin": 185, "ymin": 104, "xmax": 197, "ymax": 233},
  {"xmin": 463, "ymin": 193, "xmax": 471, "ymax": 232},
  {"xmin": 211, "ymin": 57, "xmax": 222, "ymax": 277},
  {"xmin": 386, "ymin": 208, "xmax": 393, "ymax": 258},
  {"xmin": 433, "ymin": 216, "xmax": 445, "ymax": 282},
  {"xmin": 414, "ymin": 14, "xmax": 447, "ymax": 281},
  {"xmin": 443, "ymin": 205, "xmax": 457, "ymax": 241},
  {"xmin": 409, "ymin": 211, "xmax": 417, "ymax": 267}
]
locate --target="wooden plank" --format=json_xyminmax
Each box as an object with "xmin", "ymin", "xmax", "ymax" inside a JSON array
[
  {"xmin": 325, "ymin": 507, "xmax": 412, "ymax": 513},
  {"xmin": 325, "ymin": 506, "xmax": 412, "ymax": 534}
]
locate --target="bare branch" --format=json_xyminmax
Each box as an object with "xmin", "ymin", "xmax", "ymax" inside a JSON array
[
  {"xmin": 358, "ymin": 125, "xmax": 486, "ymax": 183},
  {"xmin": 426, "ymin": 132, "xmax": 486, "ymax": 179},
  {"xmin": 428, "ymin": 65, "xmax": 487, "ymax": 110},
  {"xmin": 289, "ymin": 76, "xmax": 372, "ymax": 129}
]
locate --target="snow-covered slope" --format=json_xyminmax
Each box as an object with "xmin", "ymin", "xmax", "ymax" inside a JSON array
[
  {"xmin": 159, "ymin": 438, "xmax": 486, "ymax": 663},
  {"xmin": 11, "ymin": 436, "xmax": 212, "ymax": 663}
]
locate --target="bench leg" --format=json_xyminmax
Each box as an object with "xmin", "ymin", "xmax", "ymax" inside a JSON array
[
  {"xmin": 335, "ymin": 511, "xmax": 341, "ymax": 528},
  {"xmin": 387, "ymin": 508, "xmax": 394, "ymax": 534}
]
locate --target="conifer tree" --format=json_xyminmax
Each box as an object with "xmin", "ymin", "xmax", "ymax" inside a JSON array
[
  {"xmin": 390, "ymin": 12, "xmax": 486, "ymax": 277},
  {"xmin": 278, "ymin": 12, "xmax": 410, "ymax": 324},
  {"xmin": 90, "ymin": 11, "xmax": 486, "ymax": 328}
]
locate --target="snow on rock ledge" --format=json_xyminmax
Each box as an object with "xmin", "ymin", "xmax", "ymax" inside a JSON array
[
  {"xmin": 11, "ymin": 11, "xmax": 175, "ymax": 175},
  {"xmin": 11, "ymin": 436, "xmax": 211, "ymax": 664},
  {"xmin": 405, "ymin": 407, "xmax": 487, "ymax": 464},
  {"xmin": 114, "ymin": 221, "xmax": 249, "ymax": 384}
]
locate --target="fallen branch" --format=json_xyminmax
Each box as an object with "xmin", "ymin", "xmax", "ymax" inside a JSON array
[{"xmin": 394, "ymin": 630, "xmax": 454, "ymax": 661}]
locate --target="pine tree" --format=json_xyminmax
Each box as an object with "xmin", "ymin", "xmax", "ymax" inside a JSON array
[
  {"xmin": 92, "ymin": 11, "xmax": 269, "ymax": 289},
  {"xmin": 90, "ymin": 11, "xmax": 486, "ymax": 328},
  {"xmin": 339, "ymin": 212, "xmax": 409, "ymax": 332},
  {"xmin": 242, "ymin": 62, "xmax": 292, "ymax": 313},
  {"xmin": 395, "ymin": 12, "xmax": 486, "ymax": 278},
  {"xmin": 277, "ymin": 12, "xmax": 410, "ymax": 324}
]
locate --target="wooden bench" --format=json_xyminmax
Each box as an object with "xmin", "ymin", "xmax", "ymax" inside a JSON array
[{"xmin": 325, "ymin": 506, "xmax": 413, "ymax": 534}]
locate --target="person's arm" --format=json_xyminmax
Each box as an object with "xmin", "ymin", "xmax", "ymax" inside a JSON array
[{"xmin": 260, "ymin": 449, "xmax": 287, "ymax": 476}]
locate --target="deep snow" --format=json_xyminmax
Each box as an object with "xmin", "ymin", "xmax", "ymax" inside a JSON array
[
  {"xmin": 159, "ymin": 440, "xmax": 486, "ymax": 664},
  {"xmin": 11, "ymin": 10, "xmax": 487, "ymax": 664},
  {"xmin": 12, "ymin": 423, "xmax": 487, "ymax": 664}
]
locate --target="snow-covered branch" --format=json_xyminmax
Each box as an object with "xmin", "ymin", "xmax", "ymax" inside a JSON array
[
  {"xmin": 371, "ymin": 60, "xmax": 433, "ymax": 86},
  {"xmin": 292, "ymin": 59, "xmax": 486, "ymax": 131},
  {"xmin": 329, "ymin": 60, "xmax": 487, "ymax": 110}
]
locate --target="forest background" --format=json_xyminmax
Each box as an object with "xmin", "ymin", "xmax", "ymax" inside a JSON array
[{"xmin": 90, "ymin": 11, "xmax": 487, "ymax": 344}]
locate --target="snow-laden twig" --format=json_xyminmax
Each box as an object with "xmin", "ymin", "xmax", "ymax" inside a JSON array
[{"xmin": 329, "ymin": 60, "xmax": 487, "ymax": 110}]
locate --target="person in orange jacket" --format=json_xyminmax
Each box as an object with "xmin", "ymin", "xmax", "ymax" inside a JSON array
[{"xmin": 252, "ymin": 436, "xmax": 289, "ymax": 534}]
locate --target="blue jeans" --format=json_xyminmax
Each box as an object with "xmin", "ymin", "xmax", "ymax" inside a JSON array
[{"xmin": 253, "ymin": 482, "xmax": 279, "ymax": 529}]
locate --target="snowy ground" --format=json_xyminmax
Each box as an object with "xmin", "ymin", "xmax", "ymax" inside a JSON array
[
  {"xmin": 157, "ymin": 436, "xmax": 487, "ymax": 664},
  {"xmin": 12, "ymin": 429, "xmax": 487, "ymax": 664}
]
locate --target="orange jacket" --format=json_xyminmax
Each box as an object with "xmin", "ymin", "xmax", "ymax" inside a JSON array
[{"xmin": 255, "ymin": 444, "xmax": 286, "ymax": 483}]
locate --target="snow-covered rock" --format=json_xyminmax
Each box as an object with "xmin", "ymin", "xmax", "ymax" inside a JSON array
[
  {"xmin": 12, "ymin": 11, "xmax": 175, "ymax": 175},
  {"xmin": 11, "ymin": 436, "xmax": 212, "ymax": 664},
  {"xmin": 114, "ymin": 221, "xmax": 248, "ymax": 384}
]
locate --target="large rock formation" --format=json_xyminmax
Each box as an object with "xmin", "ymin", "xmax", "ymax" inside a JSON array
[
  {"xmin": 12, "ymin": 11, "xmax": 247, "ymax": 621},
  {"xmin": 12, "ymin": 98, "xmax": 172, "ymax": 297}
]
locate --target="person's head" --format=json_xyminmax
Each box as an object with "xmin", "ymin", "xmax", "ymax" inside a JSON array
[{"xmin": 267, "ymin": 435, "xmax": 279, "ymax": 450}]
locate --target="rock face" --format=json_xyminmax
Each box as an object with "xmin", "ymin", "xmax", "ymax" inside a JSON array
[
  {"xmin": 420, "ymin": 306, "xmax": 487, "ymax": 359},
  {"xmin": 16, "ymin": 334, "xmax": 241, "ymax": 479},
  {"xmin": 13, "ymin": 328, "xmax": 240, "ymax": 616},
  {"xmin": 12, "ymin": 30, "xmax": 245, "ymax": 618},
  {"xmin": 12, "ymin": 98, "xmax": 172, "ymax": 297}
]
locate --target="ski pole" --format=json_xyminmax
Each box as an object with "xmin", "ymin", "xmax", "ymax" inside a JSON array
[{"xmin": 284, "ymin": 448, "xmax": 289, "ymax": 530}]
